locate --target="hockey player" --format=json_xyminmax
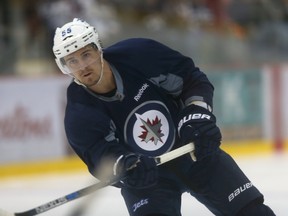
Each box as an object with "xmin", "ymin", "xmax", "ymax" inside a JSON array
[{"xmin": 52, "ymin": 18, "xmax": 276, "ymax": 216}]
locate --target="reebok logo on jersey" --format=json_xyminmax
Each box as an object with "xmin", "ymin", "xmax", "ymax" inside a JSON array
[
  {"xmin": 134, "ymin": 83, "xmax": 149, "ymax": 101},
  {"xmin": 132, "ymin": 198, "xmax": 149, "ymax": 212},
  {"xmin": 178, "ymin": 113, "xmax": 211, "ymax": 132},
  {"xmin": 228, "ymin": 182, "xmax": 253, "ymax": 202}
]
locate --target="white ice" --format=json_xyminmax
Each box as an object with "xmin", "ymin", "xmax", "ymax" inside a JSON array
[{"xmin": 0, "ymin": 153, "xmax": 287, "ymax": 216}]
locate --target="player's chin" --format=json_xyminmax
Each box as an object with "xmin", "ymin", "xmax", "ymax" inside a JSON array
[{"xmin": 84, "ymin": 79, "xmax": 100, "ymax": 88}]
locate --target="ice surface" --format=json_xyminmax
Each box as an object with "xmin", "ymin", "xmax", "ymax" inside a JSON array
[{"xmin": 0, "ymin": 154, "xmax": 287, "ymax": 216}]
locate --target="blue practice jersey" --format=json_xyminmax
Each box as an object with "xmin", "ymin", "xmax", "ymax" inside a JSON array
[{"xmin": 64, "ymin": 38, "xmax": 214, "ymax": 178}]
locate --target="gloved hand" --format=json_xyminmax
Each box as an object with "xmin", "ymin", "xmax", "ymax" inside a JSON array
[
  {"xmin": 113, "ymin": 153, "xmax": 158, "ymax": 189},
  {"xmin": 177, "ymin": 104, "xmax": 222, "ymax": 161}
]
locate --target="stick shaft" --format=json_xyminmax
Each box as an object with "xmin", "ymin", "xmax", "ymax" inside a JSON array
[
  {"xmin": 155, "ymin": 142, "xmax": 195, "ymax": 165},
  {"xmin": 14, "ymin": 181, "xmax": 114, "ymax": 216},
  {"xmin": 2, "ymin": 143, "xmax": 194, "ymax": 216}
]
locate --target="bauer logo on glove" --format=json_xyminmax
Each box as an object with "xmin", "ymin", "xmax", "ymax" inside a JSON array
[{"xmin": 178, "ymin": 113, "xmax": 211, "ymax": 134}]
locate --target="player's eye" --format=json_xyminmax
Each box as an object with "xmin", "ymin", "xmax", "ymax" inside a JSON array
[
  {"xmin": 66, "ymin": 59, "xmax": 79, "ymax": 69},
  {"xmin": 82, "ymin": 52, "xmax": 92, "ymax": 60},
  {"xmin": 82, "ymin": 52, "xmax": 96, "ymax": 64}
]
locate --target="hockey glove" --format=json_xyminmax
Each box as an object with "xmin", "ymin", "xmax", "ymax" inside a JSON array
[
  {"xmin": 177, "ymin": 104, "xmax": 222, "ymax": 161},
  {"xmin": 113, "ymin": 153, "xmax": 158, "ymax": 189}
]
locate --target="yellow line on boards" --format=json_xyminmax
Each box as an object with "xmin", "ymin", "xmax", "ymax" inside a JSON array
[{"xmin": 0, "ymin": 156, "xmax": 86, "ymax": 179}]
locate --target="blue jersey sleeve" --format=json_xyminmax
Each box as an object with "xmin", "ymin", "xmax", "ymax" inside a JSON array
[{"xmin": 64, "ymin": 84, "xmax": 129, "ymax": 179}]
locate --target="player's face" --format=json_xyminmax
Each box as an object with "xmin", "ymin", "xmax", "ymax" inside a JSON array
[{"xmin": 63, "ymin": 45, "xmax": 103, "ymax": 87}]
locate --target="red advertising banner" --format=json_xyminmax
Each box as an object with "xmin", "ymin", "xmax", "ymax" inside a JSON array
[{"xmin": 0, "ymin": 76, "xmax": 71, "ymax": 164}]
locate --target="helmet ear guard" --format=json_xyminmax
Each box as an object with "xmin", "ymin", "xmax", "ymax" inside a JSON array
[
  {"xmin": 53, "ymin": 18, "xmax": 102, "ymax": 75},
  {"xmin": 55, "ymin": 58, "xmax": 71, "ymax": 75}
]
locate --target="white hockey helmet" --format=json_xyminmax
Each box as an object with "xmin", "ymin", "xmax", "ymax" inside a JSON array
[{"xmin": 53, "ymin": 18, "xmax": 102, "ymax": 74}]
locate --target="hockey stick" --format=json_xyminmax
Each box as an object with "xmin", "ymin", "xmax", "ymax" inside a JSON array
[{"xmin": 0, "ymin": 142, "xmax": 195, "ymax": 216}]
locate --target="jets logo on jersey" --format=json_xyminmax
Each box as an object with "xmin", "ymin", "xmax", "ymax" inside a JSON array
[
  {"xmin": 124, "ymin": 101, "xmax": 175, "ymax": 156},
  {"xmin": 135, "ymin": 111, "xmax": 167, "ymax": 150},
  {"xmin": 137, "ymin": 114, "xmax": 164, "ymax": 145}
]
